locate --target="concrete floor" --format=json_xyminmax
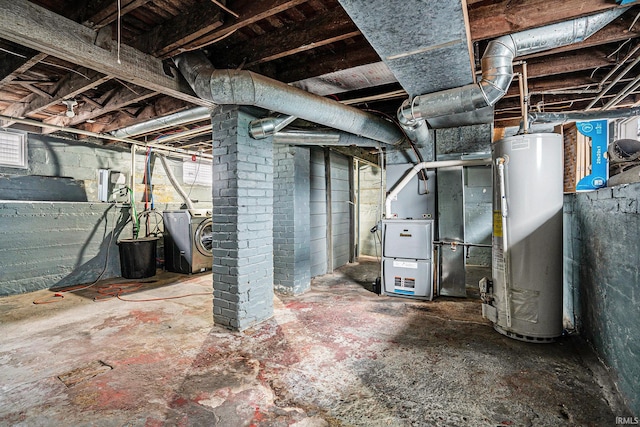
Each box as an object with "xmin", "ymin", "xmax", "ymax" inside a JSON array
[{"xmin": 0, "ymin": 259, "xmax": 626, "ymax": 426}]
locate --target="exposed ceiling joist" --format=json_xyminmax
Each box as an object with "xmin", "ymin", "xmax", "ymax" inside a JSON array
[
  {"xmin": 163, "ymin": 0, "xmax": 309, "ymax": 57},
  {"xmin": 0, "ymin": 1, "xmax": 212, "ymax": 107},
  {"xmin": 133, "ymin": 0, "xmax": 224, "ymax": 57},
  {"xmin": 2, "ymin": 69, "xmax": 112, "ymax": 127},
  {"xmin": 0, "ymin": 50, "xmax": 48, "ymax": 89},
  {"xmin": 45, "ymin": 86, "xmax": 158, "ymax": 129},
  {"xmin": 208, "ymin": 7, "xmax": 361, "ymax": 67}
]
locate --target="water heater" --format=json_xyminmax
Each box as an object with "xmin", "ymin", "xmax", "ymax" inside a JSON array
[{"xmin": 481, "ymin": 133, "xmax": 563, "ymax": 342}]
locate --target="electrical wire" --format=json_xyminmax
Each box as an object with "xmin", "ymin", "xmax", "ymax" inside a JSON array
[
  {"xmin": 117, "ymin": 0, "xmax": 122, "ymax": 64},
  {"xmin": 33, "ymin": 206, "xmax": 122, "ymax": 304},
  {"xmin": 186, "ymin": 154, "xmax": 202, "ymax": 200},
  {"xmin": 129, "ymin": 187, "xmax": 139, "ymax": 238}
]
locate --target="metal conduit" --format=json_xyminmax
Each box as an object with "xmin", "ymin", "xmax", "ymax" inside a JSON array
[
  {"xmin": 111, "ymin": 106, "xmax": 212, "ymax": 138},
  {"xmin": 397, "ymin": 8, "xmax": 627, "ymax": 143},
  {"xmin": 173, "ymin": 52, "xmax": 405, "ymax": 146}
]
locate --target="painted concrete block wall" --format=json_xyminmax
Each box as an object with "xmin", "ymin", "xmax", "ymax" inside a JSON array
[
  {"xmin": 273, "ymin": 144, "xmax": 311, "ymax": 295},
  {"xmin": 564, "ymin": 183, "xmax": 640, "ymax": 415},
  {"xmin": 310, "ymin": 148, "xmax": 328, "ymax": 277},
  {"xmin": 330, "ymin": 151, "xmax": 351, "ymax": 268},
  {"xmin": 0, "ymin": 134, "xmax": 212, "ymax": 296},
  {"xmin": 357, "ymin": 163, "xmax": 383, "ymax": 257},
  {"xmin": 0, "ymin": 134, "xmax": 212, "ymax": 206},
  {"xmin": 0, "ymin": 202, "xmax": 130, "ymax": 296},
  {"xmin": 210, "ymin": 106, "xmax": 274, "ymax": 331}
]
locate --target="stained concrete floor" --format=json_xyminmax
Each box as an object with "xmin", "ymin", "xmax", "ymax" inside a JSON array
[{"xmin": 0, "ymin": 259, "xmax": 627, "ymax": 426}]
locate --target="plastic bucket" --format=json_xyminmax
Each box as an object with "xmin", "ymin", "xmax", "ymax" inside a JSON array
[{"xmin": 117, "ymin": 237, "xmax": 159, "ymax": 279}]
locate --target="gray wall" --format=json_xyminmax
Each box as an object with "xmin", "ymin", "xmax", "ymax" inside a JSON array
[
  {"xmin": 273, "ymin": 145, "xmax": 311, "ymax": 295},
  {"xmin": 564, "ymin": 183, "xmax": 640, "ymax": 415},
  {"xmin": 330, "ymin": 151, "xmax": 351, "ymax": 268},
  {"xmin": 310, "ymin": 148, "xmax": 328, "ymax": 277},
  {"xmin": 308, "ymin": 148, "xmax": 353, "ymax": 277},
  {"xmin": 464, "ymin": 166, "xmax": 492, "ymax": 266},
  {"xmin": 0, "ymin": 134, "xmax": 212, "ymax": 296},
  {"xmin": 357, "ymin": 163, "xmax": 383, "ymax": 257},
  {"xmin": 0, "ymin": 202, "xmax": 129, "ymax": 296}
]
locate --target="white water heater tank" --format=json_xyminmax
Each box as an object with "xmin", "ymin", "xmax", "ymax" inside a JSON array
[{"xmin": 483, "ymin": 133, "xmax": 563, "ymax": 342}]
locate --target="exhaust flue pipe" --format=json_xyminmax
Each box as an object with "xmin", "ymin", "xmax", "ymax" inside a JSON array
[
  {"xmin": 173, "ymin": 52, "xmax": 404, "ymax": 146},
  {"xmin": 398, "ymin": 8, "xmax": 628, "ymax": 142}
]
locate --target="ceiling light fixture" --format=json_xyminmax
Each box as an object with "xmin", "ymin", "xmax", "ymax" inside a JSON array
[{"xmin": 62, "ymin": 99, "xmax": 78, "ymax": 118}]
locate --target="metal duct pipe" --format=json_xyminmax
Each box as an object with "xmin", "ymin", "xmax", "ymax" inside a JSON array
[
  {"xmin": 385, "ymin": 158, "xmax": 491, "ymax": 218},
  {"xmin": 398, "ymin": 8, "xmax": 627, "ymax": 142},
  {"xmin": 111, "ymin": 106, "xmax": 211, "ymax": 138},
  {"xmin": 173, "ymin": 52, "xmax": 404, "ymax": 146},
  {"xmin": 528, "ymin": 106, "xmax": 640, "ymax": 124},
  {"xmin": 159, "ymin": 155, "xmax": 195, "ymax": 210},
  {"xmin": 249, "ymin": 115, "xmax": 297, "ymax": 139},
  {"xmin": 273, "ymin": 129, "xmax": 383, "ymax": 147}
]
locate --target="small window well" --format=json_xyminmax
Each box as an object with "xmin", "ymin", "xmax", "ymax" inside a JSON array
[{"xmin": 0, "ymin": 130, "xmax": 27, "ymax": 169}]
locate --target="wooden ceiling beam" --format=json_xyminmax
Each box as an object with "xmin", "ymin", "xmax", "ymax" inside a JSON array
[
  {"xmin": 132, "ymin": 0, "xmax": 224, "ymax": 57},
  {"xmin": 0, "ymin": 1, "xmax": 210, "ymax": 107},
  {"xmin": 208, "ymin": 7, "xmax": 360, "ymax": 68},
  {"xmin": 260, "ymin": 42, "xmax": 381, "ymax": 83},
  {"xmin": 157, "ymin": 0, "xmax": 309, "ymax": 58},
  {"xmin": 469, "ymin": 0, "xmax": 626, "ymax": 41},
  {"xmin": 522, "ymin": 48, "xmax": 617, "ymax": 79}
]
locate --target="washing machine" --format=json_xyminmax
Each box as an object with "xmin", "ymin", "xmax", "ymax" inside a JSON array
[{"xmin": 163, "ymin": 209, "xmax": 213, "ymax": 274}]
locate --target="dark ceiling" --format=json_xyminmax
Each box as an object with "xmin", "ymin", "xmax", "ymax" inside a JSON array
[{"xmin": 0, "ymin": 0, "xmax": 639, "ymax": 155}]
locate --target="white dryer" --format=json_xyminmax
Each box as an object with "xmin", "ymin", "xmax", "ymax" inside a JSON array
[{"xmin": 163, "ymin": 209, "xmax": 212, "ymax": 274}]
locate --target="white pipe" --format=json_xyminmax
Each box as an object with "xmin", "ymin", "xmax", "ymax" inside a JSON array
[
  {"xmin": 496, "ymin": 157, "xmax": 512, "ymax": 328},
  {"xmin": 159, "ymin": 155, "xmax": 195, "ymax": 210},
  {"xmin": 384, "ymin": 158, "xmax": 491, "ymax": 218}
]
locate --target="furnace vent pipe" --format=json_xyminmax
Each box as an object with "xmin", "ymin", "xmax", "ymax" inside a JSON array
[
  {"xmin": 174, "ymin": 52, "xmax": 405, "ymax": 146},
  {"xmin": 112, "ymin": 107, "xmax": 211, "ymax": 138},
  {"xmin": 249, "ymin": 115, "xmax": 297, "ymax": 139},
  {"xmin": 397, "ymin": 8, "xmax": 627, "ymax": 142},
  {"xmin": 273, "ymin": 129, "xmax": 382, "ymax": 147},
  {"xmin": 528, "ymin": 105, "xmax": 640, "ymax": 124},
  {"xmin": 385, "ymin": 158, "xmax": 491, "ymax": 218}
]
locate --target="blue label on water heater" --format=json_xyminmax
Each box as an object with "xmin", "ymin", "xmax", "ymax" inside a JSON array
[{"xmin": 576, "ymin": 120, "xmax": 608, "ymax": 191}]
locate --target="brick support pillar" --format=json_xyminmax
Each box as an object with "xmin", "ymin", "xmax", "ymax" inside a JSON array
[
  {"xmin": 273, "ymin": 144, "xmax": 311, "ymax": 295},
  {"xmin": 210, "ymin": 106, "xmax": 274, "ymax": 330}
]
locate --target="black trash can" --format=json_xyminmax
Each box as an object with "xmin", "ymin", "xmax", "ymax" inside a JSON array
[{"xmin": 117, "ymin": 237, "xmax": 159, "ymax": 279}]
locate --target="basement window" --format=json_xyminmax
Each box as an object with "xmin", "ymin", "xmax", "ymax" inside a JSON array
[
  {"xmin": 183, "ymin": 158, "xmax": 212, "ymax": 186},
  {"xmin": 0, "ymin": 130, "xmax": 27, "ymax": 169}
]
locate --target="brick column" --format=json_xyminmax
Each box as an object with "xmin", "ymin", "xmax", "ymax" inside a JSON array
[
  {"xmin": 273, "ymin": 144, "xmax": 311, "ymax": 295},
  {"xmin": 210, "ymin": 106, "xmax": 274, "ymax": 330}
]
